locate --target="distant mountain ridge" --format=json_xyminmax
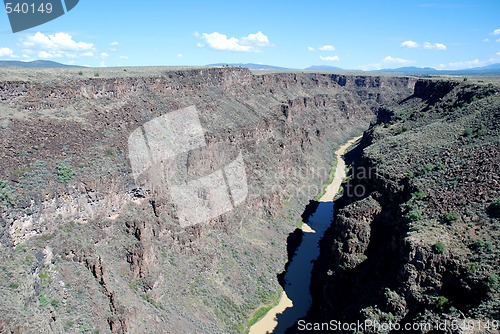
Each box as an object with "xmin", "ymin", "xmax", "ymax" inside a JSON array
[
  {"xmin": 375, "ymin": 64, "xmax": 500, "ymax": 75},
  {"xmin": 1, "ymin": 60, "xmax": 498, "ymax": 75},
  {"xmin": 207, "ymin": 63, "xmax": 500, "ymax": 76},
  {"xmin": 0, "ymin": 60, "xmax": 84, "ymax": 68},
  {"xmin": 304, "ymin": 65, "xmax": 344, "ymax": 71}
]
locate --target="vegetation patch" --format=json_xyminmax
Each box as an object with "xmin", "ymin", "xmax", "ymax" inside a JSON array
[
  {"xmin": 296, "ymin": 219, "xmax": 304, "ymax": 229},
  {"xmin": 435, "ymin": 296, "xmax": 449, "ymax": 311},
  {"xmin": 484, "ymin": 274, "xmax": 499, "ymax": 292},
  {"xmin": 57, "ymin": 162, "xmax": 75, "ymax": 182},
  {"xmin": 247, "ymin": 304, "xmax": 274, "ymax": 330},
  {"xmin": 404, "ymin": 209, "xmax": 423, "ymax": 222},
  {"xmin": 433, "ymin": 241, "xmax": 446, "ymax": 254},
  {"xmin": 442, "ymin": 211, "xmax": 459, "ymax": 225},
  {"xmin": 0, "ymin": 179, "xmax": 14, "ymax": 206}
]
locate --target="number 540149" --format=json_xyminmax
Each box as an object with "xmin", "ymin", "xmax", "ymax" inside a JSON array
[{"xmin": 5, "ymin": 2, "xmax": 53, "ymax": 14}]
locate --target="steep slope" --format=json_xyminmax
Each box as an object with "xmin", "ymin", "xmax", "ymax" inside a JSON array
[
  {"xmin": 305, "ymin": 80, "xmax": 500, "ymax": 333},
  {"xmin": 0, "ymin": 68, "xmax": 414, "ymax": 333}
]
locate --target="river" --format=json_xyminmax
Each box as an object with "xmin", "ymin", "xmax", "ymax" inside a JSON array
[{"xmin": 249, "ymin": 136, "xmax": 362, "ymax": 334}]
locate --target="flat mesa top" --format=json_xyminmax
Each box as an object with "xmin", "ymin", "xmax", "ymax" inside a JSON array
[
  {"xmin": 0, "ymin": 66, "xmax": 499, "ymax": 84},
  {"xmin": 0, "ymin": 66, "xmax": 216, "ymax": 82}
]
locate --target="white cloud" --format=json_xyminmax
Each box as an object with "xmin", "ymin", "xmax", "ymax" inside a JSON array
[
  {"xmin": 99, "ymin": 61, "xmax": 106, "ymax": 67},
  {"xmin": 0, "ymin": 47, "xmax": 15, "ymax": 58},
  {"xmin": 360, "ymin": 56, "xmax": 414, "ymax": 70},
  {"xmin": 320, "ymin": 56, "xmax": 340, "ymax": 61},
  {"xmin": 438, "ymin": 52, "xmax": 500, "ymax": 70},
  {"xmin": 483, "ymin": 38, "xmax": 490, "ymax": 42},
  {"xmin": 38, "ymin": 50, "xmax": 62, "ymax": 59},
  {"xmin": 100, "ymin": 52, "xmax": 109, "ymax": 58},
  {"xmin": 241, "ymin": 31, "xmax": 271, "ymax": 47},
  {"xmin": 423, "ymin": 42, "xmax": 447, "ymax": 50},
  {"xmin": 401, "ymin": 40, "xmax": 446, "ymax": 50},
  {"xmin": 383, "ymin": 56, "xmax": 413, "ymax": 64},
  {"xmin": 22, "ymin": 32, "xmax": 94, "ymax": 51},
  {"xmin": 309, "ymin": 45, "xmax": 336, "ymax": 51},
  {"xmin": 81, "ymin": 52, "xmax": 94, "ymax": 57},
  {"xmin": 109, "ymin": 41, "xmax": 119, "ymax": 51},
  {"xmin": 319, "ymin": 45, "xmax": 335, "ymax": 51},
  {"xmin": 444, "ymin": 58, "xmax": 482, "ymax": 69},
  {"xmin": 177, "ymin": 53, "xmax": 183, "ymax": 58},
  {"xmin": 497, "ymin": 39, "xmax": 500, "ymax": 43},
  {"xmin": 200, "ymin": 32, "xmax": 251, "ymax": 52},
  {"xmin": 401, "ymin": 40, "xmax": 419, "ymax": 48},
  {"xmin": 493, "ymin": 29, "xmax": 500, "ymax": 35},
  {"xmin": 197, "ymin": 31, "xmax": 272, "ymax": 52},
  {"xmin": 119, "ymin": 55, "xmax": 129, "ymax": 60},
  {"xmin": 20, "ymin": 32, "xmax": 94, "ymax": 59},
  {"xmin": 358, "ymin": 63, "xmax": 382, "ymax": 71}
]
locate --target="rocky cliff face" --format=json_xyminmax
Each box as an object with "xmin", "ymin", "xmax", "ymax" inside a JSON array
[
  {"xmin": 0, "ymin": 67, "xmax": 416, "ymax": 333},
  {"xmin": 305, "ymin": 79, "xmax": 499, "ymax": 333}
]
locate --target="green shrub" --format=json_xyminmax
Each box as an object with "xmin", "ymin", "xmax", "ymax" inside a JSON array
[
  {"xmin": 57, "ymin": 163, "xmax": 75, "ymax": 182},
  {"xmin": 442, "ymin": 211, "xmax": 459, "ymax": 225},
  {"xmin": 418, "ymin": 163, "xmax": 434, "ymax": 175},
  {"xmin": 471, "ymin": 239, "xmax": 493, "ymax": 252},
  {"xmin": 39, "ymin": 293, "xmax": 49, "ymax": 307},
  {"xmin": 94, "ymin": 72, "xmax": 100, "ymax": 77},
  {"xmin": 436, "ymin": 296, "xmax": 448, "ymax": 310},
  {"xmin": 476, "ymin": 123, "xmax": 485, "ymax": 136},
  {"xmin": 39, "ymin": 269, "xmax": 52, "ymax": 286},
  {"xmin": 405, "ymin": 209, "xmax": 423, "ymax": 222},
  {"xmin": 412, "ymin": 190, "xmax": 426, "ymax": 200},
  {"xmin": 463, "ymin": 128, "xmax": 473, "ymax": 137},
  {"xmin": 78, "ymin": 71, "xmax": 83, "ymax": 75},
  {"xmin": 485, "ymin": 274, "xmax": 499, "ymax": 292},
  {"xmin": 433, "ymin": 241, "xmax": 446, "ymax": 254},
  {"xmin": 64, "ymin": 321, "xmax": 74, "ymax": 331},
  {"xmin": 467, "ymin": 262, "xmax": 480, "ymax": 274},
  {"xmin": 296, "ymin": 219, "xmax": 304, "ymax": 229},
  {"xmin": 79, "ymin": 323, "xmax": 93, "ymax": 333},
  {"xmin": 0, "ymin": 179, "xmax": 14, "ymax": 206}
]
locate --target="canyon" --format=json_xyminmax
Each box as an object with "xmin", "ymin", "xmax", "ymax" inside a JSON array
[{"xmin": 0, "ymin": 67, "xmax": 498, "ymax": 333}]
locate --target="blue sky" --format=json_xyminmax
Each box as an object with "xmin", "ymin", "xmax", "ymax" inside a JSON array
[{"xmin": 0, "ymin": 0, "xmax": 499, "ymax": 70}]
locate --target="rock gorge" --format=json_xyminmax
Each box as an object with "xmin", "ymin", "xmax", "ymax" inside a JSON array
[{"xmin": 0, "ymin": 67, "xmax": 497, "ymax": 333}]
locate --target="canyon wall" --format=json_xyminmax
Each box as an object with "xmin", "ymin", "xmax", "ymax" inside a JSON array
[{"xmin": 305, "ymin": 80, "xmax": 499, "ymax": 333}]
